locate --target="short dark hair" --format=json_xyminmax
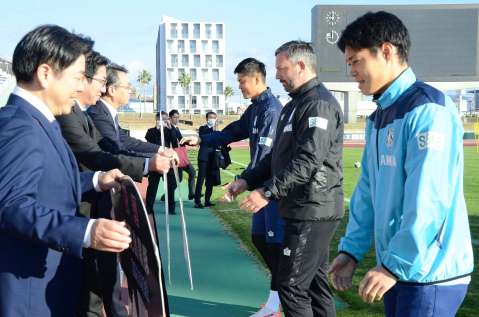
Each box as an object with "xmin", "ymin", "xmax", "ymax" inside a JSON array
[
  {"xmin": 12, "ymin": 24, "xmax": 94, "ymax": 83},
  {"xmin": 169, "ymin": 109, "xmax": 179, "ymax": 117},
  {"xmin": 337, "ymin": 11, "xmax": 411, "ymax": 63},
  {"xmin": 234, "ymin": 58, "xmax": 266, "ymax": 82},
  {"xmin": 274, "ymin": 41, "xmax": 317, "ymax": 71},
  {"xmin": 161, "ymin": 111, "xmax": 168, "ymax": 116},
  {"xmin": 205, "ymin": 111, "xmax": 216, "ymax": 119},
  {"xmin": 106, "ymin": 63, "xmax": 128, "ymax": 88},
  {"xmin": 85, "ymin": 51, "xmax": 109, "ymax": 82}
]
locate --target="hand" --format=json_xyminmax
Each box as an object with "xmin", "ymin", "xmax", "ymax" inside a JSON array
[
  {"xmin": 98, "ymin": 169, "xmax": 125, "ymax": 192},
  {"xmin": 89, "ymin": 219, "xmax": 131, "ymax": 252},
  {"xmin": 358, "ymin": 266, "xmax": 397, "ymax": 303},
  {"xmin": 180, "ymin": 136, "xmax": 200, "ymax": 146},
  {"xmin": 328, "ymin": 253, "xmax": 358, "ymax": 291},
  {"xmin": 149, "ymin": 153, "xmax": 172, "ymax": 174},
  {"xmin": 239, "ymin": 188, "xmax": 269, "ymax": 213},
  {"xmin": 220, "ymin": 179, "xmax": 248, "ymax": 202},
  {"xmin": 161, "ymin": 148, "xmax": 179, "ymax": 164}
]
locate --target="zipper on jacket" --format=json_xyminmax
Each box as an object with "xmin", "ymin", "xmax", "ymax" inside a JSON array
[{"xmin": 375, "ymin": 108, "xmax": 382, "ymax": 169}]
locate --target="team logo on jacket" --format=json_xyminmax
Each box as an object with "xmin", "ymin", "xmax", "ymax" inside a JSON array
[
  {"xmin": 283, "ymin": 247, "xmax": 291, "ymax": 256},
  {"xmin": 386, "ymin": 127, "xmax": 394, "ymax": 149}
]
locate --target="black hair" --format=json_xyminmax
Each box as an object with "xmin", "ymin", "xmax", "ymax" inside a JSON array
[
  {"xmin": 234, "ymin": 58, "xmax": 266, "ymax": 82},
  {"xmin": 85, "ymin": 51, "xmax": 109, "ymax": 82},
  {"xmin": 169, "ymin": 109, "xmax": 179, "ymax": 117},
  {"xmin": 337, "ymin": 11, "xmax": 410, "ymax": 63},
  {"xmin": 205, "ymin": 111, "xmax": 216, "ymax": 119},
  {"xmin": 106, "ymin": 63, "xmax": 128, "ymax": 87},
  {"xmin": 12, "ymin": 24, "xmax": 93, "ymax": 83}
]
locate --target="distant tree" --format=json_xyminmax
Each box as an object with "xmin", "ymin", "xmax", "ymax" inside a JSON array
[
  {"xmin": 178, "ymin": 71, "xmax": 192, "ymax": 117},
  {"xmin": 137, "ymin": 70, "xmax": 152, "ymax": 116},
  {"xmin": 224, "ymin": 85, "xmax": 234, "ymax": 115}
]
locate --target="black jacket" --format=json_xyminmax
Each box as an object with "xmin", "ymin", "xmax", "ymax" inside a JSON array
[
  {"xmin": 145, "ymin": 125, "xmax": 178, "ymax": 148},
  {"xmin": 56, "ymin": 102, "xmax": 145, "ymax": 181},
  {"xmin": 242, "ymin": 78, "xmax": 344, "ymax": 221},
  {"xmin": 198, "ymin": 125, "xmax": 216, "ymax": 162}
]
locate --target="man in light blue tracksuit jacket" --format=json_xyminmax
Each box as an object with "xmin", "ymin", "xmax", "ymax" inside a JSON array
[{"xmin": 329, "ymin": 11, "xmax": 474, "ymax": 317}]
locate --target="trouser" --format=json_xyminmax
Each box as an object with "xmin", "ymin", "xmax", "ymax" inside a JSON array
[
  {"xmin": 278, "ymin": 219, "xmax": 339, "ymax": 317},
  {"xmin": 252, "ymin": 234, "xmax": 282, "ymax": 291},
  {"xmin": 146, "ymin": 171, "xmax": 177, "ymax": 214},
  {"xmin": 384, "ymin": 282, "xmax": 468, "ymax": 317},
  {"xmin": 180, "ymin": 163, "xmax": 196, "ymax": 197},
  {"xmin": 194, "ymin": 160, "xmax": 213, "ymax": 204}
]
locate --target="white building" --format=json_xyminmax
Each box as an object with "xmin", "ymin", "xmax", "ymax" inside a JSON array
[{"xmin": 156, "ymin": 16, "xmax": 226, "ymax": 114}]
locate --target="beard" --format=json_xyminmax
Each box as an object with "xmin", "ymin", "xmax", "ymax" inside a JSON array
[{"xmin": 281, "ymin": 79, "xmax": 295, "ymax": 93}]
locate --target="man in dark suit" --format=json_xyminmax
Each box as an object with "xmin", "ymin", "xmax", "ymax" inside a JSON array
[
  {"xmin": 0, "ymin": 25, "xmax": 133, "ymax": 317},
  {"xmin": 145, "ymin": 112, "xmax": 178, "ymax": 215},
  {"xmin": 88, "ymin": 63, "xmax": 159, "ymax": 155},
  {"xmin": 169, "ymin": 109, "xmax": 196, "ymax": 200},
  {"xmin": 194, "ymin": 111, "xmax": 221, "ymax": 208}
]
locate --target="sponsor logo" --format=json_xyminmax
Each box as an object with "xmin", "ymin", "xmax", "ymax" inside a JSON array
[
  {"xmin": 283, "ymin": 124, "xmax": 293, "ymax": 132},
  {"xmin": 308, "ymin": 116, "xmax": 328, "ymax": 130},
  {"xmin": 380, "ymin": 154, "xmax": 397, "ymax": 167},
  {"xmin": 259, "ymin": 137, "xmax": 273, "ymax": 147},
  {"xmin": 417, "ymin": 131, "xmax": 445, "ymax": 151}
]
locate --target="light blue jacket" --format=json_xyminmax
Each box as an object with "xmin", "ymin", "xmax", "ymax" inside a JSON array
[{"xmin": 339, "ymin": 68, "xmax": 474, "ymax": 283}]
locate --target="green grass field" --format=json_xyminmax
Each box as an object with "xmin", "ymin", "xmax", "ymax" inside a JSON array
[{"xmin": 190, "ymin": 146, "xmax": 478, "ymax": 317}]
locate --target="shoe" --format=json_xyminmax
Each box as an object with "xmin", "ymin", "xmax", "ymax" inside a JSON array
[
  {"xmin": 160, "ymin": 195, "xmax": 165, "ymax": 201},
  {"xmin": 249, "ymin": 306, "xmax": 279, "ymax": 317},
  {"xmin": 204, "ymin": 202, "xmax": 215, "ymax": 207},
  {"xmin": 194, "ymin": 203, "xmax": 204, "ymax": 208}
]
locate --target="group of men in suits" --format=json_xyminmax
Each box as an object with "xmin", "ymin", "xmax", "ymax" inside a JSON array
[{"xmin": 0, "ymin": 25, "xmax": 177, "ymax": 317}]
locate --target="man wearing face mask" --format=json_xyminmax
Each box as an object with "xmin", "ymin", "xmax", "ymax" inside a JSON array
[
  {"xmin": 193, "ymin": 111, "xmax": 221, "ymax": 208},
  {"xmin": 145, "ymin": 112, "xmax": 178, "ymax": 215}
]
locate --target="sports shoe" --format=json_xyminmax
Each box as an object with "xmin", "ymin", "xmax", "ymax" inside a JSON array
[{"xmin": 250, "ymin": 306, "xmax": 281, "ymax": 317}]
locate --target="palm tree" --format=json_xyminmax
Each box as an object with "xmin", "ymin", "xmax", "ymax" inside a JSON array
[
  {"xmin": 224, "ymin": 85, "xmax": 234, "ymax": 115},
  {"xmin": 137, "ymin": 70, "xmax": 152, "ymax": 117},
  {"xmin": 178, "ymin": 71, "xmax": 192, "ymax": 117}
]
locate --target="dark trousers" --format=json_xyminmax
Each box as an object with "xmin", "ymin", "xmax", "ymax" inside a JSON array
[
  {"xmin": 194, "ymin": 160, "xmax": 213, "ymax": 204},
  {"xmin": 180, "ymin": 163, "xmax": 196, "ymax": 197},
  {"xmin": 278, "ymin": 220, "xmax": 339, "ymax": 317},
  {"xmin": 252, "ymin": 234, "xmax": 282, "ymax": 291},
  {"xmin": 146, "ymin": 171, "xmax": 177, "ymax": 214},
  {"xmin": 384, "ymin": 282, "xmax": 468, "ymax": 317}
]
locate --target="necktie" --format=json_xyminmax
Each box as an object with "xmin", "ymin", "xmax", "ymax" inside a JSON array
[{"xmin": 114, "ymin": 114, "xmax": 120, "ymax": 140}]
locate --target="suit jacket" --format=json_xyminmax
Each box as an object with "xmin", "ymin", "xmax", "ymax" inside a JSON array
[
  {"xmin": 88, "ymin": 100, "xmax": 159, "ymax": 154},
  {"xmin": 0, "ymin": 94, "xmax": 95, "ymax": 316},
  {"xmin": 145, "ymin": 126, "xmax": 178, "ymax": 148},
  {"xmin": 56, "ymin": 102, "xmax": 145, "ymax": 181},
  {"xmin": 198, "ymin": 125, "xmax": 216, "ymax": 161}
]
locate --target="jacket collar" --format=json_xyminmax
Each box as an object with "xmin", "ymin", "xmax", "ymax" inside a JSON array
[
  {"xmin": 252, "ymin": 87, "xmax": 273, "ymax": 104},
  {"xmin": 288, "ymin": 77, "xmax": 320, "ymax": 99},
  {"xmin": 374, "ymin": 67, "xmax": 416, "ymax": 109}
]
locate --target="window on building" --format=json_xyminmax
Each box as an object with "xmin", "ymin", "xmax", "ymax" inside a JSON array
[
  {"xmin": 212, "ymin": 96, "xmax": 219, "ymax": 108},
  {"xmin": 181, "ymin": 23, "xmax": 189, "ymax": 38},
  {"xmin": 178, "ymin": 96, "xmax": 185, "ymax": 108},
  {"xmin": 212, "ymin": 40, "xmax": 219, "ymax": 54},
  {"xmin": 189, "ymin": 40, "xmax": 196, "ymax": 53},
  {"xmin": 170, "ymin": 23, "xmax": 177, "ymax": 38},
  {"xmin": 202, "ymin": 96, "xmax": 208, "ymax": 107},
  {"xmin": 202, "ymin": 40, "xmax": 208, "ymax": 53},
  {"xmin": 202, "ymin": 69, "xmax": 209, "ymax": 81},
  {"xmin": 191, "ymin": 96, "xmax": 197, "ymax": 108},
  {"xmin": 205, "ymin": 24, "xmax": 212, "ymax": 39},
  {"xmin": 193, "ymin": 24, "xmax": 200, "ymax": 38},
  {"xmin": 170, "ymin": 55, "xmax": 178, "ymax": 67},
  {"xmin": 216, "ymin": 55, "xmax": 223, "ymax": 67},
  {"xmin": 177, "ymin": 40, "xmax": 185, "ymax": 53},
  {"xmin": 167, "ymin": 68, "xmax": 175, "ymax": 81},
  {"xmin": 216, "ymin": 24, "xmax": 223, "ymax": 39},
  {"xmin": 216, "ymin": 82, "xmax": 223, "ymax": 95},
  {"xmin": 205, "ymin": 82, "xmax": 212, "ymax": 95},
  {"xmin": 178, "ymin": 68, "xmax": 185, "ymax": 77},
  {"xmin": 194, "ymin": 55, "xmax": 201, "ymax": 67},
  {"xmin": 171, "ymin": 82, "xmax": 178, "ymax": 94},
  {"xmin": 212, "ymin": 69, "xmax": 219, "ymax": 81},
  {"xmin": 167, "ymin": 40, "xmax": 174, "ymax": 52},
  {"xmin": 206, "ymin": 55, "xmax": 212, "ymax": 67},
  {"xmin": 182, "ymin": 55, "xmax": 189, "ymax": 67},
  {"xmin": 167, "ymin": 96, "xmax": 174, "ymax": 107},
  {"xmin": 190, "ymin": 69, "xmax": 197, "ymax": 81},
  {"xmin": 194, "ymin": 82, "xmax": 201, "ymax": 95}
]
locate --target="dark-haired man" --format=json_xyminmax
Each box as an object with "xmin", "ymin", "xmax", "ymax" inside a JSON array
[
  {"xmin": 181, "ymin": 57, "xmax": 283, "ymax": 317},
  {"xmin": 329, "ymin": 11, "xmax": 473, "ymax": 317},
  {"xmin": 88, "ymin": 63, "xmax": 160, "ymax": 155},
  {"xmin": 226, "ymin": 41, "xmax": 344, "ymax": 317},
  {"xmin": 0, "ymin": 25, "xmax": 132, "ymax": 317}
]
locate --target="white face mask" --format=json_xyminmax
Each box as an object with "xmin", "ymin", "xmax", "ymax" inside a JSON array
[
  {"xmin": 207, "ymin": 118, "xmax": 216, "ymax": 127},
  {"xmin": 156, "ymin": 120, "xmax": 162, "ymax": 129}
]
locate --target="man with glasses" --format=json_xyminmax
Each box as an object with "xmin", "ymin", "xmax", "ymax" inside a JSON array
[{"xmin": 88, "ymin": 63, "xmax": 160, "ymax": 154}]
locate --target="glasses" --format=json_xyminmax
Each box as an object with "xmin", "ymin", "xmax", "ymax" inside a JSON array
[
  {"xmin": 115, "ymin": 84, "xmax": 132, "ymax": 91},
  {"xmin": 86, "ymin": 76, "xmax": 107, "ymax": 86}
]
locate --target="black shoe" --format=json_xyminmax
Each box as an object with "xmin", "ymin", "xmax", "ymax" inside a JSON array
[
  {"xmin": 168, "ymin": 210, "xmax": 176, "ymax": 215},
  {"xmin": 188, "ymin": 194, "xmax": 195, "ymax": 200},
  {"xmin": 204, "ymin": 202, "xmax": 215, "ymax": 207},
  {"xmin": 160, "ymin": 195, "xmax": 165, "ymax": 201},
  {"xmin": 194, "ymin": 203, "xmax": 204, "ymax": 208}
]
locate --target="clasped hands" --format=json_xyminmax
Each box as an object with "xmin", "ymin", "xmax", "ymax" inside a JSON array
[{"xmin": 220, "ymin": 178, "xmax": 269, "ymax": 213}]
